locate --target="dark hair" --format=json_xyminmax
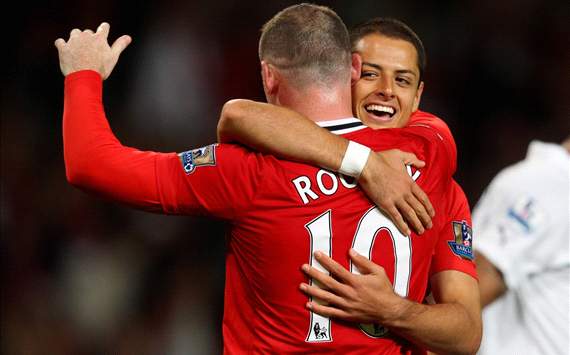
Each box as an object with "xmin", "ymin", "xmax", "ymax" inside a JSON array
[
  {"xmin": 259, "ymin": 3, "xmax": 352, "ymax": 87},
  {"xmin": 350, "ymin": 18, "xmax": 426, "ymax": 83}
]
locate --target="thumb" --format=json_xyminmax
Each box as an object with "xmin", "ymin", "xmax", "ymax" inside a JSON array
[
  {"xmin": 111, "ymin": 35, "xmax": 132, "ymax": 57},
  {"xmin": 349, "ymin": 249, "xmax": 380, "ymax": 275},
  {"xmin": 401, "ymin": 152, "xmax": 425, "ymax": 168}
]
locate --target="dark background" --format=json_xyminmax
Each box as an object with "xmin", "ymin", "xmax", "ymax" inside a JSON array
[{"xmin": 2, "ymin": 1, "xmax": 568, "ymax": 354}]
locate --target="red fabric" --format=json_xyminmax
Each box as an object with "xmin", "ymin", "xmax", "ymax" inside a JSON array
[
  {"xmin": 63, "ymin": 70, "xmax": 171, "ymax": 212},
  {"xmin": 410, "ymin": 110, "xmax": 458, "ymax": 174},
  {"xmin": 429, "ymin": 180, "xmax": 477, "ymax": 280},
  {"xmin": 63, "ymin": 70, "xmax": 457, "ymax": 353},
  {"xmin": 409, "ymin": 111, "xmax": 477, "ymax": 280}
]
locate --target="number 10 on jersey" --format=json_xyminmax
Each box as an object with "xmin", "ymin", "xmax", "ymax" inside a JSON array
[{"xmin": 304, "ymin": 207, "xmax": 412, "ymax": 342}]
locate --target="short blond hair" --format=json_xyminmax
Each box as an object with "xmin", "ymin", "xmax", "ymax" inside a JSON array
[{"xmin": 259, "ymin": 3, "xmax": 351, "ymax": 87}]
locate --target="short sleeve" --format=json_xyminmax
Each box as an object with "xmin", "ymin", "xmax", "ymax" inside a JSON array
[
  {"xmin": 430, "ymin": 181, "xmax": 477, "ymax": 280},
  {"xmin": 472, "ymin": 170, "xmax": 551, "ymax": 289}
]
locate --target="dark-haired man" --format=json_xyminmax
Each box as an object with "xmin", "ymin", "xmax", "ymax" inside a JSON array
[{"xmin": 218, "ymin": 17, "xmax": 481, "ymax": 354}]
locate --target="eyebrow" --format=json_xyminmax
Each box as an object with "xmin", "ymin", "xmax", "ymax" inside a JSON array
[{"xmin": 362, "ymin": 62, "xmax": 417, "ymax": 77}]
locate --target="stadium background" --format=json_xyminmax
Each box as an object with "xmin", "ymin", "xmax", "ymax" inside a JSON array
[{"xmin": 2, "ymin": 0, "xmax": 568, "ymax": 353}]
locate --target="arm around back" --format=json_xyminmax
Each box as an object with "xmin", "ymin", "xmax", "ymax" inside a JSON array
[
  {"xmin": 218, "ymin": 99, "xmax": 347, "ymax": 170},
  {"xmin": 218, "ymin": 99, "xmax": 434, "ymax": 235}
]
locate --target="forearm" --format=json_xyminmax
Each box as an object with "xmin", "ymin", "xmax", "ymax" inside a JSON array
[
  {"xmin": 475, "ymin": 252, "xmax": 507, "ymax": 307},
  {"xmin": 63, "ymin": 70, "xmax": 169, "ymax": 211},
  {"xmin": 217, "ymin": 99, "xmax": 348, "ymax": 171},
  {"xmin": 385, "ymin": 298, "xmax": 481, "ymax": 355},
  {"xmin": 383, "ymin": 270, "xmax": 482, "ymax": 355}
]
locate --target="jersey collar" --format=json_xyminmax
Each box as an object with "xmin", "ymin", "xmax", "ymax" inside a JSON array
[
  {"xmin": 527, "ymin": 140, "xmax": 570, "ymax": 167},
  {"xmin": 316, "ymin": 117, "xmax": 366, "ymax": 135}
]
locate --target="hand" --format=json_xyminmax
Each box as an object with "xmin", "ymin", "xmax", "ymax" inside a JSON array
[
  {"xmin": 54, "ymin": 22, "xmax": 131, "ymax": 79},
  {"xmin": 299, "ymin": 249, "xmax": 405, "ymax": 324},
  {"xmin": 358, "ymin": 149, "xmax": 434, "ymax": 236}
]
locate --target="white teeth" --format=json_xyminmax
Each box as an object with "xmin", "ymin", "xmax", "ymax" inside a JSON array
[{"xmin": 365, "ymin": 104, "xmax": 395, "ymax": 115}]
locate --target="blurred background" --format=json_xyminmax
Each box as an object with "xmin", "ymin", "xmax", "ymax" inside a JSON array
[{"xmin": 2, "ymin": 0, "xmax": 568, "ymax": 354}]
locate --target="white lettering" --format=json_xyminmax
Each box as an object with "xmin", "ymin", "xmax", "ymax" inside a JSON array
[
  {"xmin": 291, "ymin": 169, "xmax": 370, "ymax": 205},
  {"xmin": 316, "ymin": 170, "xmax": 338, "ymax": 196},
  {"xmin": 292, "ymin": 176, "xmax": 319, "ymax": 204}
]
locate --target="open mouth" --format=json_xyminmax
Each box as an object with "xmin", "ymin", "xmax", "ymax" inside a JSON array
[{"xmin": 364, "ymin": 104, "xmax": 396, "ymax": 120}]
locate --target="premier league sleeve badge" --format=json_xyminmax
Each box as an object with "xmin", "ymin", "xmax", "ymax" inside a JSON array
[
  {"xmin": 178, "ymin": 144, "xmax": 218, "ymax": 174},
  {"xmin": 448, "ymin": 221, "xmax": 474, "ymax": 260}
]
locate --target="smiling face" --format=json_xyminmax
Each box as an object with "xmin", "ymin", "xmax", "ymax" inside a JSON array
[{"xmin": 352, "ymin": 33, "xmax": 424, "ymax": 129}]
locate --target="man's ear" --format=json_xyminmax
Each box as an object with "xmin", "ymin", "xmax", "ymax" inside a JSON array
[
  {"xmin": 351, "ymin": 53, "xmax": 362, "ymax": 85},
  {"xmin": 261, "ymin": 61, "xmax": 279, "ymax": 98},
  {"xmin": 412, "ymin": 81, "xmax": 424, "ymax": 112}
]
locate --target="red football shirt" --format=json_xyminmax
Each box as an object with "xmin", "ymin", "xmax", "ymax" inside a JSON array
[{"xmin": 64, "ymin": 70, "xmax": 455, "ymax": 354}]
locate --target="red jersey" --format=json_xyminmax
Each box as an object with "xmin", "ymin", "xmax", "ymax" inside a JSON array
[
  {"xmin": 63, "ymin": 71, "xmax": 455, "ymax": 354},
  {"xmin": 409, "ymin": 111, "xmax": 476, "ymax": 279}
]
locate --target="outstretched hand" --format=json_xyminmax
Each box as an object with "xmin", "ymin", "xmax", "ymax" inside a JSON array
[
  {"xmin": 54, "ymin": 22, "xmax": 131, "ymax": 79},
  {"xmin": 300, "ymin": 249, "xmax": 404, "ymax": 324},
  {"xmin": 359, "ymin": 149, "xmax": 434, "ymax": 236}
]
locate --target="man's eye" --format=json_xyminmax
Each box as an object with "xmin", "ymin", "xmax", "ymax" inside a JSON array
[
  {"xmin": 396, "ymin": 77, "xmax": 411, "ymax": 85},
  {"xmin": 361, "ymin": 71, "xmax": 378, "ymax": 79}
]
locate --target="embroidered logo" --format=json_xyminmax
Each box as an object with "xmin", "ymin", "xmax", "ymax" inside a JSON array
[
  {"xmin": 178, "ymin": 144, "xmax": 217, "ymax": 174},
  {"xmin": 448, "ymin": 220, "xmax": 474, "ymax": 260},
  {"xmin": 507, "ymin": 197, "xmax": 543, "ymax": 234}
]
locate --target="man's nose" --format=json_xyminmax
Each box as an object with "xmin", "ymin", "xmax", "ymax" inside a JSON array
[{"xmin": 375, "ymin": 76, "xmax": 394, "ymax": 99}]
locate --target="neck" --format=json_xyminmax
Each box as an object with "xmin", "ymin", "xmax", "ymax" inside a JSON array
[{"xmin": 275, "ymin": 83, "xmax": 354, "ymax": 122}]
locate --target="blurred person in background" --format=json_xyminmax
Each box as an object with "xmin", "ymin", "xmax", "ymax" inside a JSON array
[
  {"xmin": 473, "ymin": 137, "xmax": 570, "ymax": 355},
  {"xmin": 54, "ymin": 4, "xmax": 464, "ymax": 353},
  {"xmin": 218, "ymin": 17, "xmax": 481, "ymax": 354}
]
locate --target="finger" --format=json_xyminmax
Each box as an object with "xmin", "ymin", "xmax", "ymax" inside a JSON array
[
  {"xmin": 70, "ymin": 28, "xmax": 81, "ymax": 37},
  {"xmin": 402, "ymin": 152, "xmax": 425, "ymax": 168},
  {"xmin": 83, "ymin": 29, "xmax": 94, "ymax": 34},
  {"xmin": 385, "ymin": 205, "xmax": 411, "ymax": 236},
  {"xmin": 396, "ymin": 198, "xmax": 424, "ymax": 234},
  {"xmin": 301, "ymin": 264, "xmax": 343, "ymax": 291},
  {"xmin": 111, "ymin": 35, "xmax": 132, "ymax": 57},
  {"xmin": 306, "ymin": 301, "xmax": 353, "ymax": 320},
  {"xmin": 349, "ymin": 249, "xmax": 382, "ymax": 275},
  {"xmin": 313, "ymin": 251, "xmax": 354, "ymax": 283},
  {"xmin": 97, "ymin": 22, "xmax": 110, "ymax": 38},
  {"xmin": 54, "ymin": 38, "xmax": 66, "ymax": 50},
  {"xmin": 300, "ymin": 283, "xmax": 348, "ymax": 308},
  {"xmin": 404, "ymin": 193, "xmax": 432, "ymax": 230},
  {"xmin": 412, "ymin": 183, "xmax": 435, "ymax": 218}
]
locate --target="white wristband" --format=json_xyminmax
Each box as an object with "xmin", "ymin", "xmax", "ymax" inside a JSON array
[{"xmin": 339, "ymin": 141, "xmax": 371, "ymax": 179}]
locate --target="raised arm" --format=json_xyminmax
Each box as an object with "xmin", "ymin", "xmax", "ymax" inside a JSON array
[
  {"xmin": 62, "ymin": 70, "xmax": 173, "ymax": 211},
  {"xmin": 56, "ymin": 23, "xmax": 175, "ymax": 212},
  {"xmin": 218, "ymin": 99, "xmax": 434, "ymax": 235}
]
